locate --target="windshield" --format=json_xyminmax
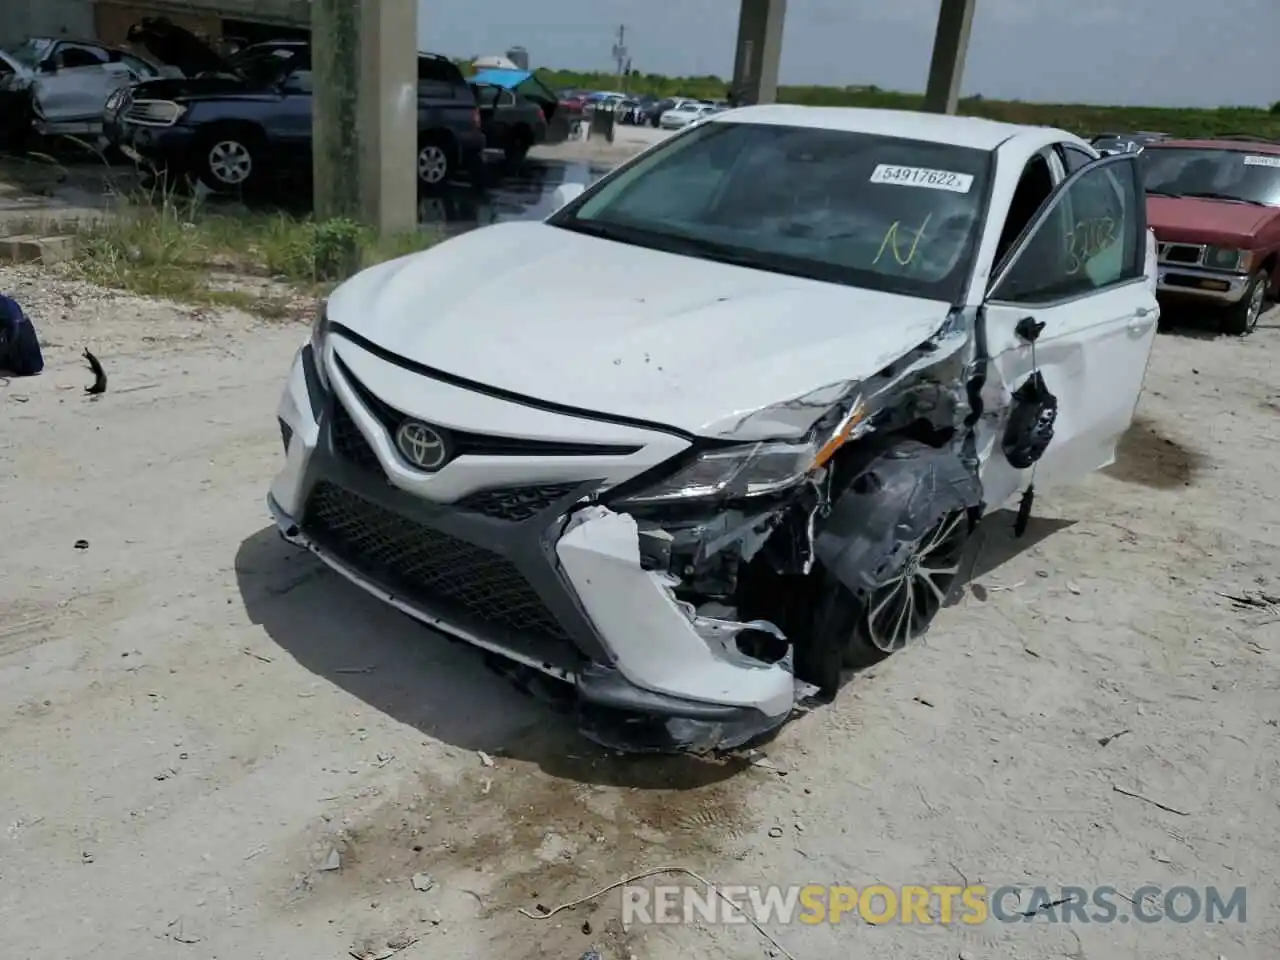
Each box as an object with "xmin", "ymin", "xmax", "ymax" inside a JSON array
[
  {"xmin": 3, "ymin": 38, "xmax": 52, "ymax": 70},
  {"xmin": 1142, "ymin": 147, "xmax": 1280, "ymax": 206},
  {"xmin": 549, "ymin": 119, "xmax": 992, "ymax": 301}
]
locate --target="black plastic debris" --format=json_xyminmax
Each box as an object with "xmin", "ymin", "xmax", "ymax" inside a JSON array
[
  {"xmin": 83, "ymin": 348, "xmax": 107, "ymax": 394},
  {"xmin": 0, "ymin": 294, "xmax": 45, "ymax": 376}
]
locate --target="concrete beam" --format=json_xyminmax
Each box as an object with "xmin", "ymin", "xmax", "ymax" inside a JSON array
[
  {"xmin": 922, "ymin": 0, "xmax": 976, "ymax": 114},
  {"xmin": 731, "ymin": 0, "xmax": 786, "ymax": 106},
  {"xmin": 312, "ymin": 0, "xmax": 417, "ymax": 234}
]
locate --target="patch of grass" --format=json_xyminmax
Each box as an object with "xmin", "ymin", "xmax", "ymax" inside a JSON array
[{"xmin": 14, "ymin": 180, "xmax": 442, "ymax": 317}]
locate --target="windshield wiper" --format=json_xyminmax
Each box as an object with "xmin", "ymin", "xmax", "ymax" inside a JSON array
[
  {"xmin": 1146, "ymin": 189, "xmax": 1181, "ymax": 198},
  {"xmin": 1178, "ymin": 191, "xmax": 1265, "ymax": 206}
]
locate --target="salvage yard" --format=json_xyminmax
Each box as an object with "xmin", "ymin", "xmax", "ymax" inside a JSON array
[{"xmin": 1, "ymin": 264, "xmax": 1278, "ymax": 960}]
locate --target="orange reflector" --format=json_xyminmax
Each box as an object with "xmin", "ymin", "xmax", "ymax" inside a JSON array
[{"xmin": 1199, "ymin": 279, "xmax": 1229, "ymax": 291}]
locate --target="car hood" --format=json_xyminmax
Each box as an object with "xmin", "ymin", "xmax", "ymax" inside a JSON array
[
  {"xmin": 1146, "ymin": 196, "xmax": 1277, "ymax": 246},
  {"xmin": 126, "ymin": 18, "xmax": 232, "ymax": 77},
  {"xmin": 128, "ymin": 75, "xmax": 254, "ymax": 100},
  {"xmin": 327, "ymin": 221, "xmax": 953, "ymax": 438}
]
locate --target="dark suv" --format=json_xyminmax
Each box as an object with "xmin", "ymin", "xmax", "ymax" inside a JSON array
[{"xmin": 106, "ymin": 40, "xmax": 485, "ymax": 193}]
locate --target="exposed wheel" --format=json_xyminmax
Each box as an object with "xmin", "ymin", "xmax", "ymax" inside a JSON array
[
  {"xmin": 801, "ymin": 507, "xmax": 971, "ymax": 691},
  {"xmin": 1221, "ymin": 270, "xmax": 1267, "ymax": 336},
  {"xmin": 856, "ymin": 509, "xmax": 969, "ymax": 662},
  {"xmin": 417, "ymin": 137, "xmax": 453, "ymax": 187},
  {"xmin": 503, "ymin": 127, "xmax": 532, "ymax": 165},
  {"xmin": 197, "ymin": 131, "xmax": 259, "ymax": 191}
]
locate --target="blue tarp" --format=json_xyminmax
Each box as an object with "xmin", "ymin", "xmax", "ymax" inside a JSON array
[{"xmin": 469, "ymin": 68, "xmax": 533, "ymax": 90}]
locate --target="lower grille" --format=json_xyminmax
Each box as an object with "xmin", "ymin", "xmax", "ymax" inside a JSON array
[{"xmin": 302, "ymin": 481, "xmax": 570, "ymax": 643}]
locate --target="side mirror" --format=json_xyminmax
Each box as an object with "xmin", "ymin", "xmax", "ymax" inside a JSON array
[
  {"xmin": 551, "ymin": 182, "xmax": 585, "ymax": 209},
  {"xmin": 38, "ymin": 60, "xmax": 57, "ymax": 74}
]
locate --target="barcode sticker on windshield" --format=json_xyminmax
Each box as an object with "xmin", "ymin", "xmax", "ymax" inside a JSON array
[
  {"xmin": 869, "ymin": 164, "xmax": 974, "ymax": 192},
  {"xmin": 1243, "ymin": 155, "xmax": 1280, "ymax": 167}
]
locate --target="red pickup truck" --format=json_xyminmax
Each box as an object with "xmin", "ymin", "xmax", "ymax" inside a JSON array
[{"xmin": 1141, "ymin": 137, "xmax": 1280, "ymax": 335}]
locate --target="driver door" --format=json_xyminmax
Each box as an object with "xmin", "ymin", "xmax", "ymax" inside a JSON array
[{"xmin": 978, "ymin": 152, "xmax": 1159, "ymax": 508}]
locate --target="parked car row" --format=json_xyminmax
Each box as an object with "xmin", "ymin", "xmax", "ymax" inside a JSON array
[{"xmin": 2, "ymin": 20, "xmax": 563, "ymax": 194}]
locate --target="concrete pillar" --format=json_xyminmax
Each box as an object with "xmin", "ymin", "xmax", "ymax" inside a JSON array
[
  {"xmin": 731, "ymin": 0, "xmax": 786, "ymax": 106},
  {"xmin": 312, "ymin": 0, "xmax": 417, "ymax": 233},
  {"xmin": 922, "ymin": 0, "xmax": 977, "ymax": 115}
]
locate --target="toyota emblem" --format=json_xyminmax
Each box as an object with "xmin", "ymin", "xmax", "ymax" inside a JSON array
[{"xmin": 395, "ymin": 420, "xmax": 449, "ymax": 471}]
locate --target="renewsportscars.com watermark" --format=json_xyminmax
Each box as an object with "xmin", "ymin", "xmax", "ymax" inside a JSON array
[{"xmin": 621, "ymin": 884, "xmax": 1247, "ymax": 926}]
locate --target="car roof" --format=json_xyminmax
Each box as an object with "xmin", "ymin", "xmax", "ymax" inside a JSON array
[
  {"xmin": 1146, "ymin": 138, "xmax": 1280, "ymax": 155},
  {"xmin": 714, "ymin": 105, "xmax": 1060, "ymax": 151}
]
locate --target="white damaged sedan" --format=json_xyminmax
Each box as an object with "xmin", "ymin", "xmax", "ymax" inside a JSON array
[{"xmin": 269, "ymin": 105, "xmax": 1159, "ymax": 753}]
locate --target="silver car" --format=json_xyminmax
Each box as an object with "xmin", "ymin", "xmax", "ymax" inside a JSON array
[{"xmin": 0, "ymin": 37, "xmax": 174, "ymax": 140}]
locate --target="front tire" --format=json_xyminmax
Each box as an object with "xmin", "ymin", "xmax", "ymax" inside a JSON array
[
  {"xmin": 1221, "ymin": 270, "xmax": 1267, "ymax": 336},
  {"xmin": 196, "ymin": 129, "xmax": 261, "ymax": 192}
]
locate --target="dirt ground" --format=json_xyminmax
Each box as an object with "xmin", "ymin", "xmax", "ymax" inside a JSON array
[{"xmin": 1, "ymin": 263, "xmax": 1278, "ymax": 960}]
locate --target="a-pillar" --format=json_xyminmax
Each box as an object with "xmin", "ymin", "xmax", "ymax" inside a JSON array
[
  {"xmin": 922, "ymin": 0, "xmax": 977, "ymax": 114},
  {"xmin": 731, "ymin": 0, "xmax": 786, "ymax": 106},
  {"xmin": 312, "ymin": 0, "xmax": 418, "ymax": 233}
]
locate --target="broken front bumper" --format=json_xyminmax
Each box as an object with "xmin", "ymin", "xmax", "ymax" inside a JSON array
[{"xmin": 268, "ymin": 343, "xmax": 798, "ymax": 753}]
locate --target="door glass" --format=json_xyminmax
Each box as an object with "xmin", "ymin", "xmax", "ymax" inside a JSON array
[
  {"xmin": 1060, "ymin": 145, "xmax": 1094, "ymax": 173},
  {"xmin": 991, "ymin": 159, "xmax": 1141, "ymax": 304},
  {"xmin": 55, "ymin": 44, "xmax": 109, "ymax": 69}
]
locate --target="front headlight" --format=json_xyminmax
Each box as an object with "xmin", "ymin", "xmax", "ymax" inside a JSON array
[
  {"xmin": 615, "ymin": 396, "xmax": 870, "ymax": 505},
  {"xmin": 1203, "ymin": 246, "xmax": 1246, "ymax": 271},
  {"xmin": 616, "ymin": 441, "xmax": 822, "ymax": 504}
]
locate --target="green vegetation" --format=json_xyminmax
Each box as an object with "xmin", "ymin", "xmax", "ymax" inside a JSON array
[
  {"xmin": 534, "ymin": 68, "xmax": 1280, "ymax": 141},
  {"xmin": 64, "ymin": 195, "xmax": 439, "ymax": 316}
]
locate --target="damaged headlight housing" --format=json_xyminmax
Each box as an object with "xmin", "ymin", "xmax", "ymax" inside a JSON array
[{"xmin": 615, "ymin": 396, "xmax": 869, "ymax": 505}]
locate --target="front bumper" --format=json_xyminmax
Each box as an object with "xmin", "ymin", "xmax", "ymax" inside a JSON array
[
  {"xmin": 108, "ymin": 120, "xmax": 197, "ymax": 173},
  {"xmin": 268, "ymin": 339, "xmax": 799, "ymax": 753},
  {"xmin": 1157, "ymin": 265, "xmax": 1249, "ymax": 304}
]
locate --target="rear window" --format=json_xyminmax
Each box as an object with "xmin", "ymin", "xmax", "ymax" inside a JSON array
[{"xmin": 418, "ymin": 56, "xmax": 467, "ymax": 98}]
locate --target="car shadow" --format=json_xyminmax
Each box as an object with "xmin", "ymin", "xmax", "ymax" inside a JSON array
[
  {"xmin": 947, "ymin": 508, "xmax": 1075, "ymax": 605},
  {"xmin": 234, "ymin": 526, "xmax": 746, "ymax": 790}
]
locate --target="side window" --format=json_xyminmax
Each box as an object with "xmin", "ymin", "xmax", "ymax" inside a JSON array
[
  {"xmin": 992, "ymin": 159, "xmax": 1142, "ymax": 304},
  {"xmin": 1059, "ymin": 144, "xmax": 1094, "ymax": 174},
  {"xmin": 55, "ymin": 44, "xmax": 110, "ymax": 69},
  {"xmin": 499, "ymin": 90, "xmax": 516, "ymax": 108},
  {"xmin": 418, "ymin": 58, "xmax": 462, "ymax": 98},
  {"xmin": 993, "ymin": 153, "xmax": 1055, "ymax": 267}
]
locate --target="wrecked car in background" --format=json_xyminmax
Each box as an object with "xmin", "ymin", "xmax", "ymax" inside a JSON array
[
  {"xmin": 0, "ymin": 37, "xmax": 174, "ymax": 142},
  {"xmin": 268, "ymin": 106, "xmax": 1159, "ymax": 754},
  {"xmin": 1142, "ymin": 136, "xmax": 1280, "ymax": 335}
]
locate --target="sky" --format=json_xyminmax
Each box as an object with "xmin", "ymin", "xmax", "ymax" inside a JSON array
[{"xmin": 417, "ymin": 0, "xmax": 1278, "ymax": 108}]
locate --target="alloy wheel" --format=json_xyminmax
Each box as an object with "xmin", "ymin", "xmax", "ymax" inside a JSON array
[
  {"xmin": 863, "ymin": 510, "xmax": 968, "ymax": 654},
  {"xmin": 208, "ymin": 140, "xmax": 252, "ymax": 185},
  {"xmin": 418, "ymin": 145, "xmax": 448, "ymax": 184}
]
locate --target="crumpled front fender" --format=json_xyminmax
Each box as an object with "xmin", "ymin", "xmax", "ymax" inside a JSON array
[{"xmin": 814, "ymin": 440, "xmax": 980, "ymax": 598}]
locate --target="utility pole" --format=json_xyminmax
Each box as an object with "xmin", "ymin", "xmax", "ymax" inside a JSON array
[
  {"xmin": 312, "ymin": 0, "xmax": 417, "ymax": 234},
  {"xmin": 611, "ymin": 24, "xmax": 628, "ymax": 87}
]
